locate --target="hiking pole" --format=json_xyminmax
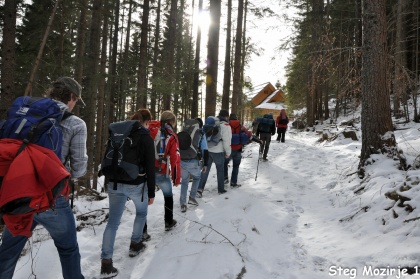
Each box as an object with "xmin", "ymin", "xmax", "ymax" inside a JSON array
[{"xmin": 255, "ymin": 150, "xmax": 261, "ymax": 181}]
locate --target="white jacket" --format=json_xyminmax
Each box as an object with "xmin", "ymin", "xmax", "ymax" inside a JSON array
[{"xmin": 208, "ymin": 118, "xmax": 232, "ymax": 157}]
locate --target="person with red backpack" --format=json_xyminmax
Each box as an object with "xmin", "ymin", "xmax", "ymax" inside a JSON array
[
  {"xmin": 276, "ymin": 109, "xmax": 289, "ymax": 143},
  {"xmin": 225, "ymin": 113, "xmax": 261, "ymax": 187},
  {"xmin": 148, "ymin": 111, "xmax": 181, "ymax": 231},
  {"xmin": 0, "ymin": 77, "xmax": 87, "ymax": 279}
]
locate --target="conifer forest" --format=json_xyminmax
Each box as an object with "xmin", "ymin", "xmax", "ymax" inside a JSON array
[{"xmin": 0, "ymin": 0, "xmax": 419, "ymax": 188}]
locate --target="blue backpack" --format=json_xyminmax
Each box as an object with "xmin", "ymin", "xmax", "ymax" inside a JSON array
[
  {"xmin": 0, "ymin": 96, "xmax": 71, "ymax": 159},
  {"xmin": 203, "ymin": 116, "xmax": 222, "ymax": 146},
  {"xmin": 230, "ymin": 119, "xmax": 249, "ymax": 145}
]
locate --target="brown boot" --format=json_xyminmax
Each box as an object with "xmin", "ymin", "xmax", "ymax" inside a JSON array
[{"xmin": 100, "ymin": 259, "xmax": 118, "ymax": 279}]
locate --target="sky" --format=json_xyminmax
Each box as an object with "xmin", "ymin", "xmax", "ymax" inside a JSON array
[
  {"xmin": 244, "ymin": 1, "xmax": 297, "ymax": 87},
  {"xmin": 7, "ymin": 105, "xmax": 420, "ymax": 279},
  {"xmin": 194, "ymin": 1, "xmax": 297, "ymax": 93}
]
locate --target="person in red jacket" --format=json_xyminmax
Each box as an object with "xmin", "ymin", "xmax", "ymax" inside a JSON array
[
  {"xmin": 152, "ymin": 110, "xmax": 181, "ymax": 231},
  {"xmin": 276, "ymin": 109, "xmax": 289, "ymax": 143},
  {"xmin": 224, "ymin": 113, "xmax": 262, "ymax": 186}
]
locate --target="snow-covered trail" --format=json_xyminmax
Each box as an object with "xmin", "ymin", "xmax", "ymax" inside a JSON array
[
  {"xmin": 237, "ymin": 134, "xmax": 361, "ymax": 278},
  {"xmin": 14, "ymin": 131, "xmax": 398, "ymax": 279}
]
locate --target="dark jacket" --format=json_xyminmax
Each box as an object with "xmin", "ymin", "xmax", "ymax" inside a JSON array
[
  {"xmin": 109, "ymin": 126, "xmax": 156, "ymax": 199},
  {"xmin": 256, "ymin": 115, "xmax": 276, "ymax": 136}
]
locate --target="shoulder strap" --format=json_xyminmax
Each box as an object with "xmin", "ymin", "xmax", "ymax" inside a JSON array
[{"xmin": 62, "ymin": 111, "xmax": 74, "ymax": 121}]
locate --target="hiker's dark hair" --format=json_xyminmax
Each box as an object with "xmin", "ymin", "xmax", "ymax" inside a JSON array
[
  {"xmin": 47, "ymin": 86, "xmax": 77, "ymax": 104},
  {"xmin": 130, "ymin": 109, "xmax": 152, "ymax": 122}
]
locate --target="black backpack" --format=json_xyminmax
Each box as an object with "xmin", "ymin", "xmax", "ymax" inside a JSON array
[
  {"xmin": 177, "ymin": 119, "xmax": 203, "ymax": 160},
  {"xmin": 257, "ymin": 115, "xmax": 275, "ymax": 133},
  {"xmin": 100, "ymin": 120, "xmax": 144, "ymax": 189}
]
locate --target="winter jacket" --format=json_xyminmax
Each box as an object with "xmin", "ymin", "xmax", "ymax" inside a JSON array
[
  {"xmin": 276, "ymin": 110, "xmax": 289, "ymax": 129},
  {"xmin": 109, "ymin": 126, "xmax": 156, "ymax": 199},
  {"xmin": 0, "ymin": 139, "xmax": 70, "ymax": 237},
  {"xmin": 157, "ymin": 123, "xmax": 181, "ymax": 185},
  {"xmin": 256, "ymin": 115, "xmax": 276, "ymax": 136},
  {"xmin": 208, "ymin": 117, "xmax": 232, "ymax": 157}
]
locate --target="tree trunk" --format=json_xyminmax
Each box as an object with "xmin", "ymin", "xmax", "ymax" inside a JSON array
[
  {"xmin": 0, "ymin": 0, "xmax": 17, "ymax": 119},
  {"xmin": 359, "ymin": 0, "xmax": 396, "ymax": 173},
  {"xmin": 393, "ymin": 0, "xmax": 408, "ymax": 119},
  {"xmin": 205, "ymin": 0, "xmax": 222, "ymax": 117},
  {"xmin": 238, "ymin": 0, "xmax": 248, "ymax": 120},
  {"xmin": 162, "ymin": 0, "xmax": 178, "ymax": 110},
  {"xmin": 191, "ymin": 0, "xmax": 203, "ymax": 118},
  {"xmin": 136, "ymin": 0, "xmax": 150, "ymax": 109},
  {"xmin": 150, "ymin": 0, "xmax": 161, "ymax": 117},
  {"xmin": 24, "ymin": 0, "xmax": 60, "ymax": 96},
  {"xmin": 74, "ymin": 0, "xmax": 88, "ymax": 84},
  {"xmin": 109, "ymin": 0, "xmax": 120, "ymax": 123},
  {"xmin": 82, "ymin": 0, "xmax": 102, "ymax": 189},
  {"xmin": 221, "ymin": 0, "xmax": 232, "ymax": 110},
  {"xmin": 93, "ymin": 0, "xmax": 110, "ymax": 191},
  {"xmin": 231, "ymin": 0, "xmax": 244, "ymax": 114}
]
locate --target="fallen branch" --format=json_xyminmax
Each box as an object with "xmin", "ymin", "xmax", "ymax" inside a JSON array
[{"xmin": 339, "ymin": 206, "xmax": 370, "ymax": 222}]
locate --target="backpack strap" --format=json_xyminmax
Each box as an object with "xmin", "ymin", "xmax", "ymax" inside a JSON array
[
  {"xmin": 189, "ymin": 124, "xmax": 198, "ymax": 154},
  {"xmin": 158, "ymin": 124, "xmax": 166, "ymax": 172},
  {"xmin": 62, "ymin": 111, "xmax": 74, "ymax": 121}
]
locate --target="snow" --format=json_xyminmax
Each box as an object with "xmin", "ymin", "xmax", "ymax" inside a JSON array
[{"xmin": 6, "ymin": 114, "xmax": 420, "ymax": 279}]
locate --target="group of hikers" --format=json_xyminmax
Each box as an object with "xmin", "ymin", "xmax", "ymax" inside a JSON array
[{"xmin": 0, "ymin": 77, "xmax": 289, "ymax": 279}]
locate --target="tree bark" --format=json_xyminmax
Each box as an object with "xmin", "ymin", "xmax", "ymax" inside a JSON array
[
  {"xmin": 221, "ymin": 0, "xmax": 232, "ymax": 110},
  {"xmin": 24, "ymin": 0, "xmax": 60, "ymax": 96},
  {"xmin": 191, "ymin": 0, "xmax": 203, "ymax": 118},
  {"xmin": 231, "ymin": 0, "xmax": 243, "ymax": 114},
  {"xmin": 162, "ymin": 0, "xmax": 178, "ymax": 110},
  {"xmin": 205, "ymin": 0, "xmax": 222, "ymax": 117},
  {"xmin": 0, "ymin": 0, "xmax": 17, "ymax": 119},
  {"xmin": 359, "ymin": 0, "xmax": 395, "ymax": 170},
  {"xmin": 82, "ymin": 0, "xmax": 103, "ymax": 189},
  {"xmin": 136, "ymin": 0, "xmax": 150, "ymax": 109}
]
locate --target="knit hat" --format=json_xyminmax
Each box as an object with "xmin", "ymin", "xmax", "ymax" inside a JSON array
[
  {"xmin": 53, "ymin": 77, "xmax": 85, "ymax": 107},
  {"xmin": 219, "ymin": 109, "xmax": 229, "ymax": 118}
]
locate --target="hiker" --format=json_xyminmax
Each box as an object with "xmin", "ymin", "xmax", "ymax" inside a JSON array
[
  {"xmin": 150, "ymin": 111, "xmax": 181, "ymax": 231},
  {"xmin": 99, "ymin": 109, "xmax": 156, "ymax": 278},
  {"xmin": 276, "ymin": 109, "xmax": 289, "ymax": 143},
  {"xmin": 256, "ymin": 113, "xmax": 276, "ymax": 161},
  {"xmin": 225, "ymin": 113, "xmax": 262, "ymax": 187},
  {"xmin": 133, "ymin": 109, "xmax": 154, "ymax": 242},
  {"xmin": 197, "ymin": 109, "xmax": 232, "ymax": 197},
  {"xmin": 0, "ymin": 77, "xmax": 88, "ymax": 279},
  {"xmin": 179, "ymin": 117, "xmax": 209, "ymax": 212}
]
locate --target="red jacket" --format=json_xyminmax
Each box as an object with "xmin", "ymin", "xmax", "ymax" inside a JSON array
[
  {"xmin": 149, "ymin": 121, "xmax": 181, "ymax": 185},
  {"xmin": 276, "ymin": 115, "xmax": 289, "ymax": 129},
  {"xmin": 0, "ymin": 139, "xmax": 70, "ymax": 237},
  {"xmin": 229, "ymin": 119, "xmax": 252, "ymax": 151}
]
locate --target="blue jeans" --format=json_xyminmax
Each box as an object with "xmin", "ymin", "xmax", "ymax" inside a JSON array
[
  {"xmin": 0, "ymin": 196, "xmax": 84, "ymax": 279},
  {"xmin": 101, "ymin": 182, "xmax": 148, "ymax": 260},
  {"xmin": 180, "ymin": 159, "xmax": 202, "ymax": 205},
  {"xmin": 155, "ymin": 173, "xmax": 173, "ymax": 198},
  {"xmin": 224, "ymin": 149, "xmax": 242, "ymax": 184},
  {"xmin": 198, "ymin": 151, "xmax": 226, "ymax": 193}
]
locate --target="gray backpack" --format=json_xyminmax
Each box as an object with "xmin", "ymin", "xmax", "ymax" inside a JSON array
[{"xmin": 177, "ymin": 119, "xmax": 203, "ymax": 160}]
